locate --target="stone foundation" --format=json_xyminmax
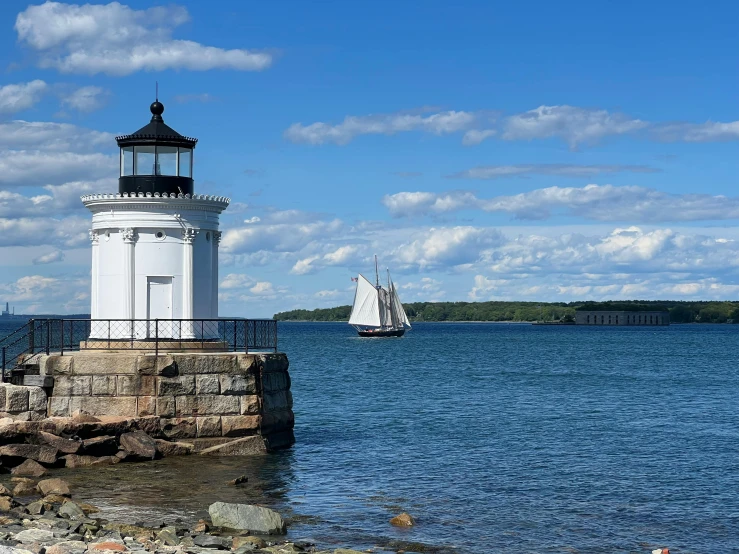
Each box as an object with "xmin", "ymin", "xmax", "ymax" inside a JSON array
[{"xmin": 33, "ymin": 351, "xmax": 294, "ymax": 451}]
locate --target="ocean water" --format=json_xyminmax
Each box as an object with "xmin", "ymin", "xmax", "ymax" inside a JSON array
[{"xmin": 1, "ymin": 320, "xmax": 738, "ymax": 553}]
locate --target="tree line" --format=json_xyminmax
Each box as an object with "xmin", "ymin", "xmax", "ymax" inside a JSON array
[{"xmin": 273, "ymin": 300, "xmax": 739, "ymax": 324}]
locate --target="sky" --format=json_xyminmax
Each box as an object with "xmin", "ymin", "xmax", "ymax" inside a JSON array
[{"xmin": 0, "ymin": 0, "xmax": 738, "ymax": 317}]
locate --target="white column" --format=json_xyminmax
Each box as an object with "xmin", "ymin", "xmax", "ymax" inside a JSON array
[
  {"xmin": 212, "ymin": 231, "xmax": 221, "ymax": 318},
  {"xmin": 121, "ymin": 227, "xmax": 136, "ymax": 338},
  {"xmin": 182, "ymin": 228, "xmax": 196, "ymax": 339},
  {"xmin": 89, "ymin": 230, "xmax": 99, "ymax": 318}
]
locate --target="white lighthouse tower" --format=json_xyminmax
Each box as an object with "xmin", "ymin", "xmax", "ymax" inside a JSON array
[{"xmin": 82, "ymin": 100, "xmax": 229, "ymax": 339}]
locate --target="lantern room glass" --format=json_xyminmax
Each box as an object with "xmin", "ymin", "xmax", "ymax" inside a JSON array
[
  {"xmin": 178, "ymin": 148, "xmax": 192, "ymax": 178},
  {"xmin": 121, "ymin": 146, "xmax": 134, "ymax": 176},
  {"xmin": 157, "ymin": 146, "xmax": 178, "ymax": 176},
  {"xmin": 134, "ymin": 146, "xmax": 156, "ymax": 175}
]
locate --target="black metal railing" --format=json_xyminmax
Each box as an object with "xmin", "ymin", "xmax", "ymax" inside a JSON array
[{"xmin": 0, "ymin": 318, "xmax": 277, "ymax": 378}]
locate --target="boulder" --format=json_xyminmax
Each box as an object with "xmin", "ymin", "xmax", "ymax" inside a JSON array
[
  {"xmin": 12, "ymin": 480, "xmax": 38, "ymax": 497},
  {"xmin": 38, "ymin": 432, "xmax": 82, "ymax": 455},
  {"xmin": 11, "ymin": 460, "xmax": 46, "ymax": 478},
  {"xmin": 71, "ymin": 414, "xmax": 100, "ymax": 423},
  {"xmin": 208, "ymin": 502, "xmax": 286, "ymax": 535},
  {"xmin": 43, "ymin": 494, "xmax": 68, "ymax": 505},
  {"xmin": 26, "ymin": 500, "xmax": 48, "ymax": 515},
  {"xmin": 119, "ymin": 432, "xmax": 156, "ymax": 460},
  {"xmin": 155, "ymin": 527, "xmax": 178, "ymax": 546},
  {"xmin": 15, "ymin": 528, "xmax": 54, "ymax": 543},
  {"xmin": 79, "ymin": 502, "xmax": 99, "ymax": 515},
  {"xmin": 0, "ymin": 444, "xmax": 58, "ymax": 464},
  {"xmin": 192, "ymin": 535, "xmax": 229, "ymax": 549},
  {"xmin": 0, "ymin": 546, "xmax": 35, "ymax": 554},
  {"xmin": 227, "ymin": 475, "xmax": 248, "ymax": 486},
  {"xmin": 62, "ymin": 455, "xmax": 119, "ymax": 468},
  {"xmin": 154, "ymin": 440, "xmax": 193, "ymax": 457},
  {"xmin": 81, "ymin": 436, "xmax": 118, "ymax": 456},
  {"xmin": 0, "ymin": 484, "xmax": 11, "ymax": 496},
  {"xmin": 0, "ymin": 496, "xmax": 14, "ymax": 512},
  {"xmin": 58, "ymin": 500, "xmax": 85, "ymax": 519},
  {"xmin": 37, "ymin": 478, "xmax": 71, "ymax": 497},
  {"xmin": 233, "ymin": 536, "xmax": 266, "ymax": 550},
  {"xmin": 46, "ymin": 541, "xmax": 88, "ymax": 554},
  {"xmin": 89, "ymin": 543, "xmax": 127, "ymax": 552},
  {"xmin": 389, "ymin": 512, "xmax": 416, "ymax": 527},
  {"xmin": 191, "ymin": 520, "xmax": 209, "ymax": 533}
]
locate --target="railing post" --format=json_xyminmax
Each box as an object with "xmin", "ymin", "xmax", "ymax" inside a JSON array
[
  {"xmin": 61, "ymin": 319, "xmax": 65, "ymax": 356},
  {"xmin": 29, "ymin": 319, "xmax": 35, "ymax": 355},
  {"xmin": 1, "ymin": 347, "xmax": 5, "ymax": 382},
  {"xmin": 274, "ymin": 320, "xmax": 278, "ymax": 352},
  {"xmin": 201, "ymin": 320, "xmax": 204, "ymax": 349},
  {"xmin": 252, "ymin": 320, "xmax": 257, "ymax": 351},
  {"xmin": 233, "ymin": 321, "xmax": 237, "ymax": 352},
  {"xmin": 45, "ymin": 319, "xmax": 50, "ymax": 355},
  {"xmin": 108, "ymin": 320, "xmax": 111, "ymax": 350},
  {"xmin": 131, "ymin": 319, "xmax": 134, "ymax": 349},
  {"xmin": 155, "ymin": 319, "xmax": 159, "ymax": 360}
]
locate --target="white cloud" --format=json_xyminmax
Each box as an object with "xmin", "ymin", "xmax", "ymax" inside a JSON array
[
  {"xmin": 0, "ymin": 80, "xmax": 47, "ymax": 114},
  {"xmin": 290, "ymin": 245, "xmax": 360, "ymax": 275},
  {"xmin": 447, "ymin": 164, "xmax": 659, "ymax": 180},
  {"xmin": 284, "ymin": 110, "xmax": 478, "ymax": 145},
  {"xmin": 221, "ymin": 219, "xmax": 344, "ymax": 254},
  {"xmin": 33, "ymin": 250, "xmax": 64, "ymax": 264},
  {"xmin": 383, "ymin": 184, "xmax": 739, "ymax": 222},
  {"xmin": 0, "ymin": 150, "xmax": 116, "ymax": 187},
  {"xmin": 0, "ymin": 216, "xmax": 88, "ymax": 248},
  {"xmin": 220, "ymin": 273, "xmax": 255, "ymax": 290},
  {"xmin": 174, "ymin": 93, "xmax": 215, "ymax": 104},
  {"xmin": 462, "ymin": 129, "xmax": 496, "ymax": 145},
  {"xmin": 391, "ymin": 226, "xmax": 504, "ymax": 270},
  {"xmin": 15, "ymin": 2, "xmax": 272, "ymax": 76},
  {"xmin": 656, "ymin": 120, "xmax": 739, "ymax": 142},
  {"xmin": 0, "ymin": 120, "xmax": 113, "ymax": 151},
  {"xmin": 60, "ymin": 85, "xmax": 109, "ymax": 112},
  {"xmin": 0, "ymin": 274, "xmax": 89, "ymax": 313},
  {"xmin": 502, "ymin": 105, "xmax": 647, "ymax": 148}
]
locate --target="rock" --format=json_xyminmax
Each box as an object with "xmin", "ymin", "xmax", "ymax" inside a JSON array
[
  {"xmin": 233, "ymin": 537, "xmax": 266, "ymax": 550},
  {"xmin": 11, "ymin": 460, "xmax": 46, "ymax": 478},
  {"xmin": 42, "ymin": 495, "xmax": 67, "ymax": 505},
  {"xmin": 78, "ymin": 503, "xmax": 99, "ymax": 515},
  {"xmin": 153, "ymin": 440, "xmax": 193, "ymax": 457},
  {"xmin": 0, "ymin": 546, "xmax": 35, "ymax": 554},
  {"xmin": 0, "ymin": 485, "xmax": 11, "ymax": 497},
  {"xmin": 389, "ymin": 512, "xmax": 416, "ymax": 527},
  {"xmin": 192, "ymin": 535, "xmax": 228, "ymax": 549},
  {"xmin": 199, "ymin": 437, "xmax": 266, "ymax": 456},
  {"xmin": 155, "ymin": 527, "xmax": 178, "ymax": 546},
  {"xmin": 118, "ymin": 432, "xmax": 156, "ymax": 460},
  {"xmin": 227, "ymin": 475, "xmax": 248, "ymax": 486},
  {"xmin": 90, "ymin": 542, "xmax": 127, "ymax": 552},
  {"xmin": 0, "ymin": 497, "xmax": 13, "ymax": 512},
  {"xmin": 101, "ymin": 524, "xmax": 153, "ymax": 542},
  {"xmin": 58, "ymin": 501, "xmax": 85, "ymax": 519},
  {"xmin": 45, "ymin": 541, "xmax": 88, "ymax": 554},
  {"xmin": 25, "ymin": 501, "xmax": 47, "ymax": 515},
  {"xmin": 12, "ymin": 481, "xmax": 38, "ymax": 497},
  {"xmin": 38, "ymin": 433, "xmax": 81, "ymax": 455},
  {"xmin": 81, "ymin": 436, "xmax": 117, "ymax": 456},
  {"xmin": 62, "ymin": 455, "xmax": 119, "ymax": 468},
  {"xmin": 15, "ymin": 528, "xmax": 54, "ymax": 543},
  {"xmin": 37, "ymin": 479, "xmax": 71, "ymax": 497},
  {"xmin": 191, "ymin": 520, "xmax": 208, "ymax": 534},
  {"xmin": 0, "ymin": 445, "xmax": 57, "ymax": 464},
  {"xmin": 208, "ymin": 502, "xmax": 286, "ymax": 535}
]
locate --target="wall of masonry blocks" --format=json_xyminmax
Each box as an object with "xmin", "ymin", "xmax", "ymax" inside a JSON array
[
  {"xmin": 35, "ymin": 351, "xmax": 294, "ymax": 445},
  {"xmin": 0, "ymin": 383, "xmax": 48, "ymax": 421}
]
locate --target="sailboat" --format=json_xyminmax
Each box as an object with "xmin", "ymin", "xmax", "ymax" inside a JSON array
[{"xmin": 348, "ymin": 257, "xmax": 412, "ymax": 337}]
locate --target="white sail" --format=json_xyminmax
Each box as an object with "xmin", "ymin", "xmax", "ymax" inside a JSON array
[
  {"xmin": 348, "ymin": 274, "xmax": 381, "ymax": 327},
  {"xmin": 391, "ymin": 283, "xmax": 411, "ymax": 328},
  {"xmin": 378, "ymin": 287, "xmax": 394, "ymax": 328}
]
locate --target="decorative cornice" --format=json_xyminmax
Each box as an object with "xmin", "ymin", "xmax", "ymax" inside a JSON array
[
  {"xmin": 89, "ymin": 230, "xmax": 99, "ymax": 244},
  {"xmin": 182, "ymin": 228, "xmax": 198, "ymax": 244},
  {"xmin": 214, "ymin": 231, "xmax": 222, "ymax": 245},
  {"xmin": 120, "ymin": 228, "xmax": 137, "ymax": 243},
  {"xmin": 81, "ymin": 192, "xmax": 230, "ymax": 203}
]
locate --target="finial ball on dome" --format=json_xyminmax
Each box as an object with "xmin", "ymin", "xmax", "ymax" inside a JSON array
[{"xmin": 150, "ymin": 101, "xmax": 164, "ymax": 116}]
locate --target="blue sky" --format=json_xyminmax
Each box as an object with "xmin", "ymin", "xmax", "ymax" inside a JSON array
[{"xmin": 0, "ymin": 0, "xmax": 738, "ymax": 317}]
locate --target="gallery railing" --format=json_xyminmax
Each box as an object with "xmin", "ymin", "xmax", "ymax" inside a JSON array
[{"xmin": 0, "ymin": 318, "xmax": 278, "ymax": 379}]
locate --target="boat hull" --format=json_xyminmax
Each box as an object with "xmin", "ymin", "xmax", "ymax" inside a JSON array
[{"xmin": 357, "ymin": 328, "xmax": 406, "ymax": 338}]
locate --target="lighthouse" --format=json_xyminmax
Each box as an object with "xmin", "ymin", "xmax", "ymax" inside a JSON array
[{"xmin": 82, "ymin": 100, "xmax": 229, "ymax": 339}]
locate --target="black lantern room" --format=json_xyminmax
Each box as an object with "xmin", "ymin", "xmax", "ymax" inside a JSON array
[{"xmin": 115, "ymin": 101, "xmax": 198, "ymax": 196}]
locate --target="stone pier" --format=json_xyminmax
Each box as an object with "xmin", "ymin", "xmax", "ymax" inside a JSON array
[{"xmin": 25, "ymin": 350, "xmax": 294, "ymax": 453}]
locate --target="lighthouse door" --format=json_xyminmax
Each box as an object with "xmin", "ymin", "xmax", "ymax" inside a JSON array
[{"xmin": 147, "ymin": 276, "xmax": 173, "ymax": 338}]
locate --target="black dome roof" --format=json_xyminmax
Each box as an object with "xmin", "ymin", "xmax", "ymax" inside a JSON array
[{"xmin": 116, "ymin": 101, "xmax": 197, "ymax": 148}]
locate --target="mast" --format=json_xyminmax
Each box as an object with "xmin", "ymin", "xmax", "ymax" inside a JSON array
[
  {"xmin": 387, "ymin": 269, "xmax": 399, "ymax": 329},
  {"xmin": 374, "ymin": 255, "xmax": 379, "ymax": 287}
]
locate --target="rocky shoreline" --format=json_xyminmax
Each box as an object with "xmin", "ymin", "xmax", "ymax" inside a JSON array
[{"xmin": 0, "ymin": 474, "xmax": 382, "ymax": 554}]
